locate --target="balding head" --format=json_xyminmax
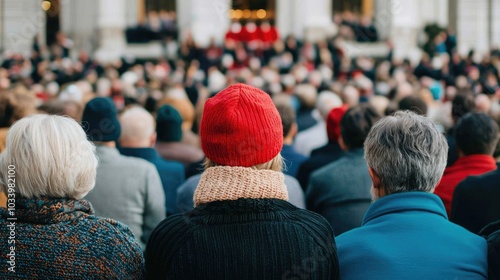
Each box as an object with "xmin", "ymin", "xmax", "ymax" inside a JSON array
[{"xmin": 119, "ymin": 106, "xmax": 156, "ymax": 148}]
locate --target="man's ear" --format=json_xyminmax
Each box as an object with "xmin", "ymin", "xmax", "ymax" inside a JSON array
[
  {"xmin": 150, "ymin": 132, "xmax": 157, "ymax": 147},
  {"xmin": 290, "ymin": 122, "xmax": 298, "ymax": 139},
  {"xmin": 339, "ymin": 135, "xmax": 348, "ymax": 152},
  {"xmin": 368, "ymin": 167, "xmax": 381, "ymax": 189}
]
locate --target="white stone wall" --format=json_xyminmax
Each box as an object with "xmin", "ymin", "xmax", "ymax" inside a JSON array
[
  {"xmin": 2, "ymin": 0, "xmax": 45, "ymax": 55},
  {"xmin": 61, "ymin": 0, "xmax": 100, "ymax": 54},
  {"xmin": 491, "ymin": 0, "xmax": 500, "ymax": 48},
  {"xmin": 456, "ymin": 0, "xmax": 489, "ymax": 55}
]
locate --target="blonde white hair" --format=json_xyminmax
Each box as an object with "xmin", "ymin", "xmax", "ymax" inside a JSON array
[
  {"xmin": 119, "ymin": 106, "xmax": 155, "ymax": 144},
  {"xmin": 0, "ymin": 114, "xmax": 98, "ymax": 199}
]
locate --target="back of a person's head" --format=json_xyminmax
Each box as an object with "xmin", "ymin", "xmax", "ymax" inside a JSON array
[
  {"xmin": 156, "ymin": 104, "xmax": 183, "ymax": 143},
  {"xmin": 398, "ymin": 96, "xmax": 428, "ymax": 116},
  {"xmin": 340, "ymin": 104, "xmax": 381, "ymax": 149},
  {"xmin": 455, "ymin": 112, "xmax": 499, "ymax": 156},
  {"xmin": 119, "ymin": 106, "xmax": 155, "ymax": 147},
  {"xmin": 0, "ymin": 114, "xmax": 98, "ymax": 199},
  {"xmin": 364, "ymin": 111, "xmax": 448, "ymax": 195},
  {"xmin": 452, "ymin": 93, "xmax": 475, "ymax": 122},
  {"xmin": 275, "ymin": 102, "xmax": 296, "ymax": 139},
  {"xmin": 0, "ymin": 88, "xmax": 37, "ymax": 128},
  {"xmin": 200, "ymin": 83, "xmax": 283, "ymax": 171},
  {"xmin": 81, "ymin": 97, "xmax": 121, "ymax": 143},
  {"xmin": 316, "ymin": 91, "xmax": 343, "ymax": 120}
]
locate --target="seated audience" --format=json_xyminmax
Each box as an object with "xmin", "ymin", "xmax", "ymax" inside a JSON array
[
  {"xmin": 82, "ymin": 97, "xmax": 165, "ymax": 249},
  {"xmin": 434, "ymin": 112, "xmax": 499, "ymax": 215},
  {"xmin": 451, "ymin": 162, "xmax": 500, "ymax": 234},
  {"xmin": 479, "ymin": 219, "xmax": 500, "ymax": 279},
  {"xmin": 307, "ymin": 104, "xmax": 380, "ymax": 235},
  {"xmin": 146, "ymin": 84, "xmax": 339, "ymax": 279},
  {"xmin": 297, "ymin": 105, "xmax": 348, "ymax": 190},
  {"xmin": 0, "ymin": 115, "xmax": 143, "ymax": 278},
  {"xmin": 337, "ymin": 111, "xmax": 487, "ymax": 279},
  {"xmin": 155, "ymin": 105, "xmax": 205, "ymax": 167},
  {"xmin": 276, "ymin": 102, "xmax": 307, "ymax": 178},
  {"xmin": 119, "ymin": 106, "xmax": 185, "ymax": 216}
]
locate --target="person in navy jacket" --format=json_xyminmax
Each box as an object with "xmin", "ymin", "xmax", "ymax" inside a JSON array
[{"xmin": 337, "ymin": 111, "xmax": 488, "ymax": 280}]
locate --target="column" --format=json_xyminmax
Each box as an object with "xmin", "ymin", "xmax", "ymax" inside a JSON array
[
  {"xmin": 61, "ymin": 0, "xmax": 100, "ymax": 55},
  {"xmin": 187, "ymin": 0, "xmax": 230, "ymax": 47},
  {"xmin": 455, "ymin": 0, "xmax": 489, "ymax": 55},
  {"xmin": 94, "ymin": 0, "xmax": 127, "ymax": 62},
  {"xmin": 389, "ymin": 0, "xmax": 422, "ymax": 62},
  {"xmin": 0, "ymin": 0, "xmax": 4, "ymax": 51},
  {"xmin": 491, "ymin": 0, "xmax": 500, "ymax": 48},
  {"xmin": 277, "ymin": 0, "xmax": 333, "ymax": 40},
  {"xmin": 2, "ymin": 0, "xmax": 45, "ymax": 55},
  {"xmin": 276, "ymin": 0, "xmax": 293, "ymax": 38}
]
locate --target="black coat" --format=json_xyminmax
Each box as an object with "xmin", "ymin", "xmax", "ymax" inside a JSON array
[
  {"xmin": 146, "ymin": 198, "xmax": 339, "ymax": 279},
  {"xmin": 451, "ymin": 168, "xmax": 500, "ymax": 234}
]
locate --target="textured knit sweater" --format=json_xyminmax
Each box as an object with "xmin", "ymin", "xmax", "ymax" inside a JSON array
[
  {"xmin": 146, "ymin": 166, "xmax": 339, "ymax": 280},
  {"xmin": 0, "ymin": 197, "xmax": 144, "ymax": 279}
]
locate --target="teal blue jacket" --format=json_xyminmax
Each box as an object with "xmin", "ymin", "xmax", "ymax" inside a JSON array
[{"xmin": 337, "ymin": 192, "xmax": 488, "ymax": 280}]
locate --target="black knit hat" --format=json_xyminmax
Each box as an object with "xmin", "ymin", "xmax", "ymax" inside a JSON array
[
  {"xmin": 156, "ymin": 105, "xmax": 183, "ymax": 142},
  {"xmin": 81, "ymin": 97, "xmax": 121, "ymax": 142}
]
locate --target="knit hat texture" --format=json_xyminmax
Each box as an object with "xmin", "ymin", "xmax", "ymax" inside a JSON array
[
  {"xmin": 156, "ymin": 104, "xmax": 183, "ymax": 142},
  {"xmin": 326, "ymin": 104, "xmax": 349, "ymax": 142},
  {"xmin": 200, "ymin": 83, "xmax": 283, "ymax": 167},
  {"xmin": 82, "ymin": 97, "xmax": 121, "ymax": 142}
]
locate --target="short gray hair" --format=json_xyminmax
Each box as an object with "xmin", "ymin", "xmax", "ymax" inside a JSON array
[
  {"xmin": 364, "ymin": 111, "xmax": 448, "ymax": 194},
  {"xmin": 0, "ymin": 114, "xmax": 98, "ymax": 199}
]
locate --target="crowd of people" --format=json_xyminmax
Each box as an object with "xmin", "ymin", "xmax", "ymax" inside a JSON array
[{"xmin": 0, "ymin": 17, "xmax": 499, "ymax": 279}]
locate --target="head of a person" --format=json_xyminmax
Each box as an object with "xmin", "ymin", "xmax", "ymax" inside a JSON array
[
  {"xmin": 275, "ymin": 102, "xmax": 297, "ymax": 143},
  {"xmin": 339, "ymin": 104, "xmax": 381, "ymax": 151},
  {"xmin": 0, "ymin": 114, "xmax": 98, "ymax": 199},
  {"xmin": 398, "ymin": 96, "xmax": 428, "ymax": 116},
  {"xmin": 156, "ymin": 104, "xmax": 183, "ymax": 143},
  {"xmin": 0, "ymin": 87, "xmax": 37, "ymax": 128},
  {"xmin": 364, "ymin": 111, "xmax": 448, "ymax": 200},
  {"xmin": 452, "ymin": 93, "xmax": 475, "ymax": 123},
  {"xmin": 201, "ymin": 83, "xmax": 283, "ymax": 171},
  {"xmin": 81, "ymin": 97, "xmax": 121, "ymax": 145},
  {"xmin": 454, "ymin": 112, "xmax": 499, "ymax": 156},
  {"xmin": 119, "ymin": 106, "xmax": 156, "ymax": 148},
  {"xmin": 326, "ymin": 105, "xmax": 349, "ymax": 143},
  {"xmin": 316, "ymin": 91, "xmax": 343, "ymax": 120}
]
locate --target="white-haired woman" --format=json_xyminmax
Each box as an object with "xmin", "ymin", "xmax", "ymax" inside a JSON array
[{"xmin": 0, "ymin": 114, "xmax": 144, "ymax": 279}]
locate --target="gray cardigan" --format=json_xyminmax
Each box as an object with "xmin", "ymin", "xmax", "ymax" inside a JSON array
[
  {"xmin": 84, "ymin": 146, "xmax": 166, "ymax": 249},
  {"xmin": 176, "ymin": 173, "xmax": 306, "ymax": 214}
]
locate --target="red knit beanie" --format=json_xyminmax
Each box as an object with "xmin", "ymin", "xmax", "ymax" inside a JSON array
[
  {"xmin": 200, "ymin": 83, "xmax": 283, "ymax": 167},
  {"xmin": 326, "ymin": 104, "xmax": 349, "ymax": 142}
]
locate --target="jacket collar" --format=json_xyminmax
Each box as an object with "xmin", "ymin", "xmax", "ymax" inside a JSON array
[
  {"xmin": 451, "ymin": 154, "xmax": 497, "ymax": 169},
  {"xmin": 1, "ymin": 197, "xmax": 94, "ymax": 224},
  {"xmin": 119, "ymin": 147, "xmax": 160, "ymax": 162},
  {"xmin": 363, "ymin": 192, "xmax": 448, "ymax": 225}
]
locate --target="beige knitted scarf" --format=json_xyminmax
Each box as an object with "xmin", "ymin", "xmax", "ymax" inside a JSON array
[{"xmin": 193, "ymin": 166, "xmax": 289, "ymax": 206}]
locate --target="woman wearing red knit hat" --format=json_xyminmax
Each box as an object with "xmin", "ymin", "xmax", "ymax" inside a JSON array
[{"xmin": 146, "ymin": 83, "xmax": 339, "ymax": 280}]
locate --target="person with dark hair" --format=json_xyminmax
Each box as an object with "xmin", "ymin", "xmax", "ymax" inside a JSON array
[
  {"xmin": 276, "ymin": 102, "xmax": 307, "ymax": 178},
  {"xmin": 435, "ymin": 112, "xmax": 499, "ymax": 215},
  {"xmin": 398, "ymin": 96, "xmax": 428, "ymax": 116},
  {"xmin": 479, "ymin": 219, "xmax": 500, "ymax": 279},
  {"xmin": 447, "ymin": 93, "xmax": 476, "ymax": 166},
  {"xmin": 146, "ymin": 84, "xmax": 339, "ymax": 279},
  {"xmin": 306, "ymin": 104, "xmax": 381, "ymax": 235},
  {"xmin": 337, "ymin": 111, "xmax": 487, "ymax": 279},
  {"xmin": 297, "ymin": 105, "xmax": 348, "ymax": 190}
]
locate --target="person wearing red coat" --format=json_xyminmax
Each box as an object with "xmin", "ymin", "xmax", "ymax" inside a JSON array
[{"xmin": 434, "ymin": 112, "xmax": 499, "ymax": 215}]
